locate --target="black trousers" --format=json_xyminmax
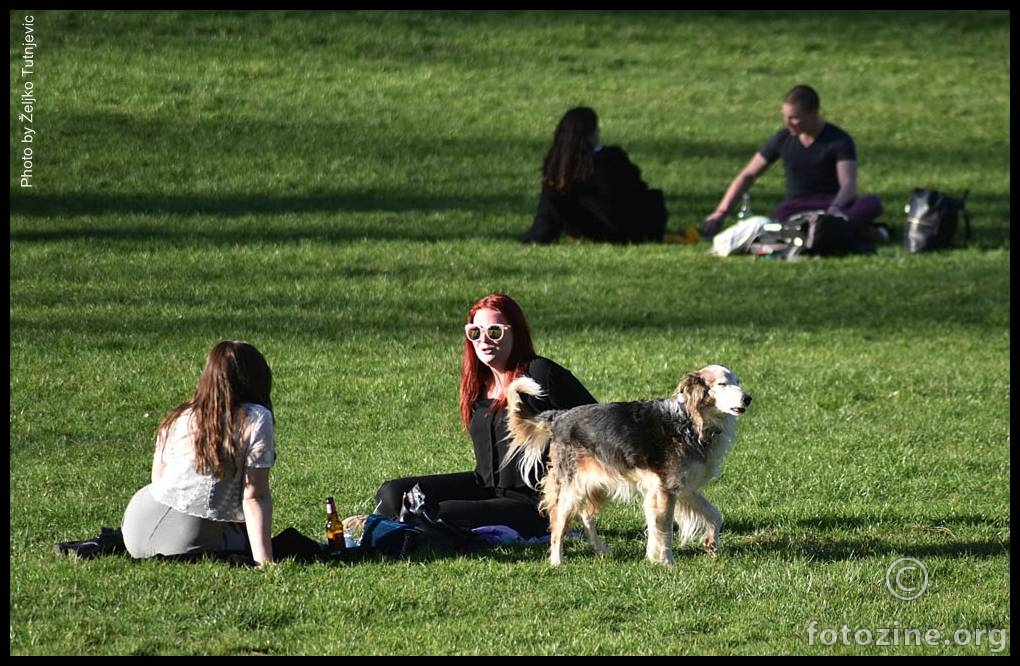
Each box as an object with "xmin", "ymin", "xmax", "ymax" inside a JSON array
[{"xmin": 374, "ymin": 471, "xmax": 548, "ymax": 538}]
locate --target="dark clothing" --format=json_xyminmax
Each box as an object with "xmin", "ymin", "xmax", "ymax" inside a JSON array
[
  {"xmin": 375, "ymin": 356, "xmax": 597, "ymax": 538},
  {"xmin": 758, "ymin": 122, "xmax": 883, "ymax": 235},
  {"xmin": 524, "ymin": 146, "xmax": 668, "ymax": 244},
  {"xmin": 374, "ymin": 472, "xmax": 551, "ymax": 538},
  {"xmin": 772, "ymin": 193, "xmax": 885, "ymax": 238},
  {"xmin": 759, "ymin": 123, "xmax": 857, "ymax": 199},
  {"xmin": 469, "ymin": 356, "xmax": 597, "ymax": 489}
]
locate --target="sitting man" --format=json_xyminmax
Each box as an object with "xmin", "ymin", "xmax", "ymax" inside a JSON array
[{"xmin": 701, "ymin": 84, "xmax": 885, "ymax": 245}]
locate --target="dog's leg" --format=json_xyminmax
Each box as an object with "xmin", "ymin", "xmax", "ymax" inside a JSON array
[
  {"xmin": 642, "ymin": 486, "xmax": 677, "ymax": 565},
  {"xmin": 579, "ymin": 511, "xmax": 611, "ymax": 556},
  {"xmin": 680, "ymin": 491, "xmax": 723, "ymax": 557},
  {"xmin": 547, "ymin": 485, "xmax": 575, "ymax": 567}
]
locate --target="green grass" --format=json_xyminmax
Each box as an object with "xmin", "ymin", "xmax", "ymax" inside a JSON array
[{"xmin": 10, "ymin": 10, "xmax": 1010, "ymax": 655}]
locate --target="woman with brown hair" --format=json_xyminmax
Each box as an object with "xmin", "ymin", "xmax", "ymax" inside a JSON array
[
  {"xmin": 523, "ymin": 106, "xmax": 668, "ymax": 244},
  {"xmin": 120, "ymin": 340, "xmax": 277, "ymax": 566},
  {"xmin": 374, "ymin": 294, "xmax": 596, "ymax": 538}
]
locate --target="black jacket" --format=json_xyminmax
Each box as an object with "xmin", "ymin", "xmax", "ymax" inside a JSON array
[
  {"xmin": 469, "ymin": 356, "xmax": 596, "ymax": 489},
  {"xmin": 524, "ymin": 146, "xmax": 667, "ymax": 244}
]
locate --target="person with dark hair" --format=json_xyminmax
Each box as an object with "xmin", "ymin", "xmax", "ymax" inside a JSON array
[
  {"xmin": 701, "ymin": 84, "xmax": 885, "ymax": 243},
  {"xmin": 374, "ymin": 293, "xmax": 596, "ymax": 538},
  {"xmin": 523, "ymin": 106, "xmax": 668, "ymax": 244},
  {"xmin": 120, "ymin": 340, "xmax": 277, "ymax": 566}
]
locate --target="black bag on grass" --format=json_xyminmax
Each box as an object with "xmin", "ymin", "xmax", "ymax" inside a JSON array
[
  {"xmin": 360, "ymin": 513, "xmax": 486, "ymax": 560},
  {"xmin": 803, "ymin": 212, "xmax": 857, "ymax": 256},
  {"xmin": 748, "ymin": 210, "xmax": 857, "ymax": 259},
  {"xmin": 903, "ymin": 188, "xmax": 971, "ymax": 253},
  {"xmin": 361, "ymin": 484, "xmax": 488, "ymax": 560},
  {"xmin": 747, "ymin": 217, "xmax": 806, "ymax": 259},
  {"xmin": 271, "ymin": 485, "xmax": 487, "ymax": 562}
]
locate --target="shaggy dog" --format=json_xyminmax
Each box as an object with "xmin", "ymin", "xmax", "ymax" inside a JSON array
[{"xmin": 503, "ymin": 365, "xmax": 751, "ymax": 566}]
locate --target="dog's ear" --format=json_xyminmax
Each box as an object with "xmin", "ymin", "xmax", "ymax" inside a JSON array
[
  {"xmin": 679, "ymin": 371, "xmax": 710, "ymax": 409},
  {"xmin": 678, "ymin": 372, "xmax": 707, "ymax": 399}
]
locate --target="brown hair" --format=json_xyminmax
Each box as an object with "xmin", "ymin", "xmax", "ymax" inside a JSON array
[
  {"xmin": 784, "ymin": 84, "xmax": 820, "ymax": 114},
  {"xmin": 155, "ymin": 340, "xmax": 273, "ymax": 478},
  {"xmin": 541, "ymin": 106, "xmax": 599, "ymax": 193}
]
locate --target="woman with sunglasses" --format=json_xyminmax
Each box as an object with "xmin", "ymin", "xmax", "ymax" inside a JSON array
[{"xmin": 374, "ymin": 293, "xmax": 596, "ymax": 538}]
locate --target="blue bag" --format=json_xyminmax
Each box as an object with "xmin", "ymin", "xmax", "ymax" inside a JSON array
[{"xmin": 360, "ymin": 509, "xmax": 488, "ymax": 561}]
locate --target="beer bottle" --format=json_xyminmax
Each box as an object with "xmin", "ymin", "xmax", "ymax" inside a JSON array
[
  {"xmin": 737, "ymin": 192, "xmax": 752, "ymax": 221},
  {"xmin": 325, "ymin": 496, "xmax": 347, "ymax": 553}
]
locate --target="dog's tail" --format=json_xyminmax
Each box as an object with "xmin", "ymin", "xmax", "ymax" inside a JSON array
[
  {"xmin": 674, "ymin": 496, "xmax": 714, "ymax": 545},
  {"xmin": 501, "ymin": 376, "xmax": 554, "ymax": 490}
]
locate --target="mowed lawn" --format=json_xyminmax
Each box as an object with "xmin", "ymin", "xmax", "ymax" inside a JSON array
[{"xmin": 9, "ymin": 11, "xmax": 1010, "ymax": 655}]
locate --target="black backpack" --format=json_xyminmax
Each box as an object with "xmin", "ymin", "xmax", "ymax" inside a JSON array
[
  {"xmin": 359, "ymin": 483, "xmax": 487, "ymax": 560},
  {"xmin": 360, "ymin": 512, "xmax": 486, "ymax": 560},
  {"xmin": 903, "ymin": 188, "xmax": 971, "ymax": 253},
  {"xmin": 748, "ymin": 210, "xmax": 858, "ymax": 260}
]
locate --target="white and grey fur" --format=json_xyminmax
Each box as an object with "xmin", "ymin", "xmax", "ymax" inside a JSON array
[{"xmin": 503, "ymin": 365, "xmax": 751, "ymax": 566}]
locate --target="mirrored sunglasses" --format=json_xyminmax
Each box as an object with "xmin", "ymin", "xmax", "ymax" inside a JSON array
[{"xmin": 465, "ymin": 323, "xmax": 511, "ymax": 342}]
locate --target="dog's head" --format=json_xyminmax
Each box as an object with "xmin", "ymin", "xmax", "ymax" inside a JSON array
[{"xmin": 676, "ymin": 365, "xmax": 752, "ymax": 426}]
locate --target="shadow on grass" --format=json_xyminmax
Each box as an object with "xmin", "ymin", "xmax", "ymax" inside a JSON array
[
  {"xmin": 10, "ymin": 189, "xmax": 533, "ymax": 218},
  {"xmin": 724, "ymin": 534, "xmax": 1009, "ymax": 562},
  {"xmin": 10, "ymin": 189, "xmax": 1009, "ymax": 249},
  {"xmin": 8, "ymin": 191, "xmax": 530, "ymax": 244},
  {"xmin": 321, "ymin": 529, "xmax": 1012, "ymax": 566},
  {"xmin": 518, "ymin": 513, "xmax": 1011, "ymax": 565},
  {"xmin": 78, "ymin": 515, "xmax": 1005, "ymax": 568},
  {"xmin": 431, "ymin": 524, "xmax": 1010, "ymax": 567},
  {"xmin": 9, "ymin": 175, "xmax": 1011, "ymax": 254},
  {"xmin": 9, "ymin": 243, "xmax": 1010, "ymax": 342},
  {"xmin": 8, "ymin": 106, "xmax": 1010, "ymax": 249},
  {"xmin": 723, "ymin": 513, "xmax": 1010, "ymax": 562}
]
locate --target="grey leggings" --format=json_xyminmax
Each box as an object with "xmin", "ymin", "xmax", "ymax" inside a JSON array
[{"xmin": 121, "ymin": 485, "xmax": 248, "ymax": 559}]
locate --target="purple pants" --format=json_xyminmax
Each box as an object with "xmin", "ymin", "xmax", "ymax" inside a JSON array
[{"xmin": 772, "ymin": 193, "xmax": 884, "ymax": 235}]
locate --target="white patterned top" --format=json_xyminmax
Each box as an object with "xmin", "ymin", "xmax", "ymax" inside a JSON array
[{"xmin": 150, "ymin": 403, "xmax": 275, "ymax": 522}]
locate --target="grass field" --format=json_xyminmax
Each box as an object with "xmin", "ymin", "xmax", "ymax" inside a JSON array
[{"xmin": 9, "ymin": 10, "xmax": 1010, "ymax": 655}]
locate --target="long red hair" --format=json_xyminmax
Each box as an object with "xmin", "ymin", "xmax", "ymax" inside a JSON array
[{"xmin": 459, "ymin": 294, "xmax": 536, "ymax": 428}]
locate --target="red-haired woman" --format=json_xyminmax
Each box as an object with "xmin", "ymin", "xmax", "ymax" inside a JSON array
[
  {"xmin": 120, "ymin": 340, "xmax": 276, "ymax": 566},
  {"xmin": 374, "ymin": 294, "xmax": 596, "ymax": 538}
]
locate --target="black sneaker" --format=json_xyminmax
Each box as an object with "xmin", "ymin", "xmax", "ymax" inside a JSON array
[
  {"xmin": 53, "ymin": 527, "xmax": 125, "ymax": 559},
  {"xmin": 53, "ymin": 539, "xmax": 102, "ymax": 559}
]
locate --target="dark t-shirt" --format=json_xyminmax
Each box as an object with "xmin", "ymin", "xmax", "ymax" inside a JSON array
[
  {"xmin": 469, "ymin": 356, "xmax": 596, "ymax": 490},
  {"xmin": 759, "ymin": 123, "xmax": 857, "ymax": 199}
]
